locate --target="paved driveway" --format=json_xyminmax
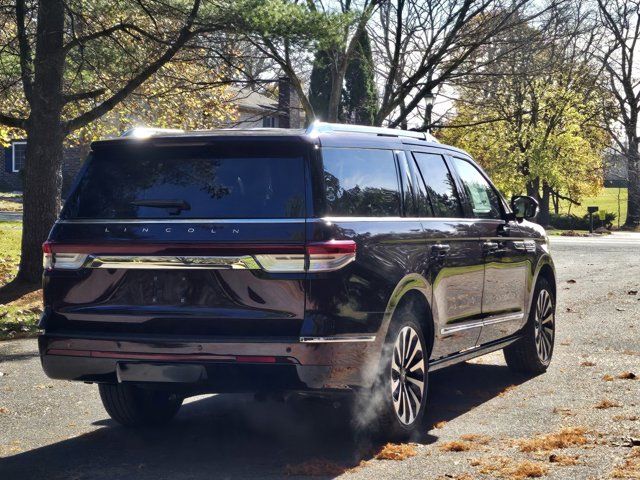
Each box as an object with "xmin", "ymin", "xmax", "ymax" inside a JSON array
[{"xmin": 1, "ymin": 234, "xmax": 639, "ymax": 479}]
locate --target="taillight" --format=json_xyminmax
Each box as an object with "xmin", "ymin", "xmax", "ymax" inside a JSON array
[
  {"xmin": 306, "ymin": 240, "xmax": 357, "ymax": 272},
  {"xmin": 42, "ymin": 240, "xmax": 356, "ymax": 273},
  {"xmin": 43, "ymin": 241, "xmax": 88, "ymax": 270},
  {"xmin": 255, "ymin": 240, "xmax": 356, "ymax": 273}
]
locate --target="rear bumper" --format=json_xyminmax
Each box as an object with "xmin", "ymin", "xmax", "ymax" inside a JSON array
[{"xmin": 38, "ymin": 333, "xmax": 380, "ymax": 392}]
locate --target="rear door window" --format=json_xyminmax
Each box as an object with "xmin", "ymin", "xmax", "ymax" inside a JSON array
[
  {"xmin": 321, "ymin": 148, "xmax": 400, "ymax": 216},
  {"xmin": 412, "ymin": 152, "xmax": 462, "ymax": 218},
  {"xmin": 62, "ymin": 145, "xmax": 306, "ymax": 219}
]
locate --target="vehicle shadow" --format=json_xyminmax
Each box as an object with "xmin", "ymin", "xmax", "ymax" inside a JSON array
[
  {"xmin": 0, "ymin": 362, "xmax": 530, "ymax": 480},
  {"xmin": 0, "ymin": 279, "xmax": 39, "ymax": 305}
]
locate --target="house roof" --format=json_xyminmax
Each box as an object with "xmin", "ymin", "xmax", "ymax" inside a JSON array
[{"xmin": 229, "ymin": 87, "xmax": 278, "ymax": 113}]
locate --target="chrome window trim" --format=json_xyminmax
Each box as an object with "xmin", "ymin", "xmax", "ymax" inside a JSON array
[
  {"xmin": 440, "ymin": 312, "xmax": 524, "ymax": 335},
  {"xmin": 57, "ymin": 218, "xmax": 305, "ymax": 224},
  {"xmin": 299, "ymin": 335, "xmax": 376, "ymax": 343}
]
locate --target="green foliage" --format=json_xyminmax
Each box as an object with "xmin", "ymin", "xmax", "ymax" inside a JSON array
[
  {"xmin": 309, "ymin": 30, "xmax": 378, "ymax": 123},
  {"xmin": 549, "ymin": 211, "xmax": 616, "ymax": 230},
  {"xmin": 440, "ymin": 72, "xmax": 610, "ymax": 205},
  {"xmin": 309, "ymin": 49, "xmax": 333, "ymax": 121},
  {"xmin": 341, "ymin": 30, "xmax": 377, "ymax": 125},
  {"xmin": 230, "ymin": 0, "xmax": 350, "ymax": 47}
]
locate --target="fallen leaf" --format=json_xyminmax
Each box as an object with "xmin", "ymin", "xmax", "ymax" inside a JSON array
[
  {"xmin": 375, "ymin": 443, "xmax": 417, "ymax": 460},
  {"xmin": 567, "ymin": 279, "xmax": 577, "ymax": 284},
  {"xmin": 617, "ymin": 372, "xmax": 637, "ymax": 380},
  {"xmin": 595, "ymin": 399, "xmax": 622, "ymax": 409}
]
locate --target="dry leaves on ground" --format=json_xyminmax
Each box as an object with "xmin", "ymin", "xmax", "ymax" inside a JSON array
[
  {"xmin": 516, "ymin": 427, "xmax": 589, "ymax": 453},
  {"xmin": 548, "ymin": 453, "xmax": 580, "ymax": 466},
  {"xmin": 471, "ymin": 456, "xmax": 548, "ymax": 479},
  {"xmin": 595, "ymin": 399, "xmax": 622, "ymax": 409},
  {"xmin": 611, "ymin": 447, "xmax": 640, "ymax": 479},
  {"xmin": 617, "ymin": 372, "xmax": 637, "ymax": 380},
  {"xmin": 375, "ymin": 443, "xmax": 417, "ymax": 461}
]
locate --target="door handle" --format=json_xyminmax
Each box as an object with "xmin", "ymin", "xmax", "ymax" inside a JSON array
[
  {"xmin": 482, "ymin": 241, "xmax": 500, "ymax": 253},
  {"xmin": 431, "ymin": 244, "xmax": 450, "ymax": 259}
]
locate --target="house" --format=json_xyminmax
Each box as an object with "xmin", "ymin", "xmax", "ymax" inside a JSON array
[{"xmin": 0, "ymin": 77, "xmax": 303, "ymax": 195}]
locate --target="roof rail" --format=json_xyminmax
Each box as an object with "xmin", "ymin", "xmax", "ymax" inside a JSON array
[
  {"xmin": 306, "ymin": 121, "xmax": 439, "ymax": 143},
  {"xmin": 121, "ymin": 127, "xmax": 184, "ymax": 139}
]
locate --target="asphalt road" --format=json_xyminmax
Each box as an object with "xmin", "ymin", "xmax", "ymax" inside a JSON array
[{"xmin": 1, "ymin": 234, "xmax": 639, "ymax": 479}]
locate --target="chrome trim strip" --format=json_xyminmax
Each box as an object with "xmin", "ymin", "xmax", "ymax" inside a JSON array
[
  {"xmin": 440, "ymin": 320, "xmax": 484, "ymax": 335},
  {"xmin": 85, "ymin": 255, "xmax": 260, "ymax": 270},
  {"xmin": 57, "ymin": 218, "xmax": 306, "ymax": 224},
  {"xmin": 481, "ymin": 312, "xmax": 525, "ymax": 327},
  {"xmin": 299, "ymin": 335, "xmax": 376, "ymax": 343},
  {"xmin": 440, "ymin": 312, "xmax": 524, "ymax": 335}
]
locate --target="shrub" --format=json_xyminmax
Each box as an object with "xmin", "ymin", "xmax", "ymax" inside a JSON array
[{"xmin": 549, "ymin": 211, "xmax": 616, "ymax": 230}]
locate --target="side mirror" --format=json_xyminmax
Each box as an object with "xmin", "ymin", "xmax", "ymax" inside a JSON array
[{"xmin": 510, "ymin": 195, "xmax": 539, "ymax": 221}]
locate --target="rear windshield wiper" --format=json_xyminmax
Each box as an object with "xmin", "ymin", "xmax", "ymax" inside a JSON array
[{"xmin": 130, "ymin": 199, "xmax": 191, "ymax": 215}]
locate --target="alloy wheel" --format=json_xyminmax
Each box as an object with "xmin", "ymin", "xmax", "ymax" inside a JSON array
[
  {"xmin": 390, "ymin": 326, "xmax": 426, "ymax": 425},
  {"xmin": 534, "ymin": 289, "xmax": 554, "ymax": 363}
]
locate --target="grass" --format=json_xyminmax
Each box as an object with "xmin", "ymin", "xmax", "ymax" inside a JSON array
[
  {"xmin": 557, "ymin": 187, "xmax": 627, "ymax": 227},
  {"xmin": 0, "ymin": 193, "xmax": 23, "ymax": 213},
  {"xmin": 0, "ymin": 221, "xmax": 41, "ymax": 340}
]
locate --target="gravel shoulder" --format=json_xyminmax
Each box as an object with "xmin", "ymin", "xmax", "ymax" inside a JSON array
[{"xmin": 1, "ymin": 237, "xmax": 639, "ymax": 480}]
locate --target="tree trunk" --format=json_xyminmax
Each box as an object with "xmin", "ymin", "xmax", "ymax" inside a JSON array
[
  {"xmin": 538, "ymin": 181, "xmax": 551, "ymax": 227},
  {"xmin": 624, "ymin": 138, "xmax": 640, "ymax": 229},
  {"xmin": 17, "ymin": 0, "xmax": 65, "ymax": 284},
  {"xmin": 327, "ymin": 67, "xmax": 345, "ymax": 122}
]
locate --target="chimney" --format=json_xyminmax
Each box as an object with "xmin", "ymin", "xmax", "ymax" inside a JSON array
[{"xmin": 277, "ymin": 77, "xmax": 291, "ymax": 128}]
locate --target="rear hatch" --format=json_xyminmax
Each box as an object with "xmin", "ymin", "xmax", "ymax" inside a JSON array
[{"xmin": 43, "ymin": 136, "xmax": 312, "ymax": 339}]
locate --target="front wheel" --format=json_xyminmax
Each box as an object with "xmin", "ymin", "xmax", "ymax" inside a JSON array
[
  {"xmin": 98, "ymin": 383, "xmax": 183, "ymax": 427},
  {"xmin": 504, "ymin": 277, "xmax": 555, "ymax": 374},
  {"xmin": 366, "ymin": 310, "xmax": 429, "ymax": 441}
]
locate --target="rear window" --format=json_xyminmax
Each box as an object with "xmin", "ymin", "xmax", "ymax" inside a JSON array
[{"xmin": 62, "ymin": 145, "xmax": 306, "ymax": 219}]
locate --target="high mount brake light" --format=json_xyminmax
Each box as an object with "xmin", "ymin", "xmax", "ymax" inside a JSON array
[{"xmin": 42, "ymin": 240, "xmax": 357, "ymax": 273}]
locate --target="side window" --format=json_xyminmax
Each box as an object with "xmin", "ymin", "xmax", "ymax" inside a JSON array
[
  {"xmin": 451, "ymin": 157, "xmax": 502, "ymax": 219},
  {"xmin": 413, "ymin": 152, "xmax": 462, "ymax": 218},
  {"xmin": 322, "ymin": 148, "xmax": 400, "ymax": 216}
]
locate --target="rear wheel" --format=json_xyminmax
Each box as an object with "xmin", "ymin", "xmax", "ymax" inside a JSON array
[
  {"xmin": 368, "ymin": 309, "xmax": 429, "ymax": 440},
  {"xmin": 98, "ymin": 383, "xmax": 183, "ymax": 427},
  {"xmin": 504, "ymin": 277, "xmax": 555, "ymax": 374}
]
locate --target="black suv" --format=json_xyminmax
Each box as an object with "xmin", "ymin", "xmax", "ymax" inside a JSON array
[{"xmin": 39, "ymin": 122, "xmax": 556, "ymax": 438}]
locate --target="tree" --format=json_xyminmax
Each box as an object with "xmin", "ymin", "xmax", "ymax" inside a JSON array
[
  {"xmin": 309, "ymin": 29, "xmax": 378, "ymax": 124},
  {"xmin": 233, "ymin": 0, "xmax": 379, "ymax": 122},
  {"xmin": 0, "ymin": 0, "xmax": 228, "ymax": 283},
  {"xmin": 596, "ymin": 0, "xmax": 640, "ymax": 228},
  {"xmin": 341, "ymin": 30, "xmax": 378, "ymax": 125},
  {"xmin": 440, "ymin": 16, "xmax": 611, "ymax": 225},
  {"xmin": 368, "ymin": 0, "xmax": 553, "ymax": 128}
]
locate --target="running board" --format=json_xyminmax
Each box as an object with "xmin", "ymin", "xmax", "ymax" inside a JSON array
[{"xmin": 428, "ymin": 334, "xmax": 523, "ymax": 372}]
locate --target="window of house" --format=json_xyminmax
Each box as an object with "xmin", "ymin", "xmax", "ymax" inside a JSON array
[
  {"xmin": 412, "ymin": 152, "xmax": 462, "ymax": 218},
  {"xmin": 262, "ymin": 116, "xmax": 277, "ymax": 127},
  {"xmin": 321, "ymin": 148, "xmax": 401, "ymax": 217},
  {"xmin": 12, "ymin": 142, "xmax": 27, "ymax": 172}
]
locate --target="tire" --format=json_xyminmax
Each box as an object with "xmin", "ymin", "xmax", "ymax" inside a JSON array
[
  {"xmin": 504, "ymin": 277, "xmax": 555, "ymax": 374},
  {"xmin": 364, "ymin": 306, "xmax": 429, "ymax": 441},
  {"xmin": 98, "ymin": 383, "xmax": 183, "ymax": 427}
]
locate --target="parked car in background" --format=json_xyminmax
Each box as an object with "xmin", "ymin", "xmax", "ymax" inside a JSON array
[{"xmin": 38, "ymin": 122, "xmax": 556, "ymax": 439}]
